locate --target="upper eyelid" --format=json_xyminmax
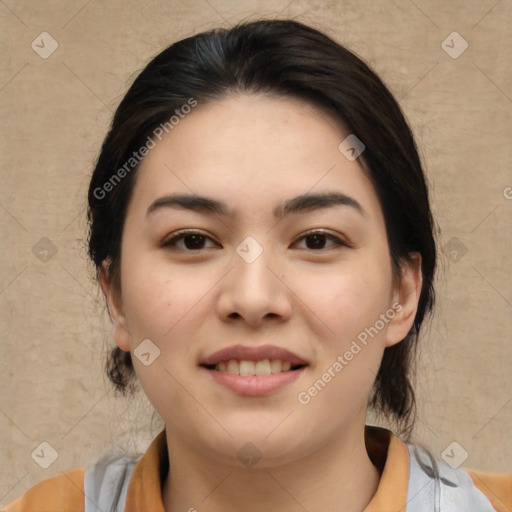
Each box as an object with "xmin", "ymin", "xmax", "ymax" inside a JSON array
[
  {"xmin": 293, "ymin": 230, "xmax": 352, "ymax": 248},
  {"xmin": 161, "ymin": 229, "xmax": 219, "ymax": 246},
  {"xmin": 161, "ymin": 229, "xmax": 350, "ymax": 248}
]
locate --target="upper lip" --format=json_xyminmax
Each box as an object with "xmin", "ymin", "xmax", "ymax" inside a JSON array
[{"xmin": 199, "ymin": 344, "xmax": 309, "ymax": 366}]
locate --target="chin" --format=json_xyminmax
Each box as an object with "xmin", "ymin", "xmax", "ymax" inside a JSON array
[{"xmin": 213, "ymin": 436, "xmax": 310, "ymax": 470}]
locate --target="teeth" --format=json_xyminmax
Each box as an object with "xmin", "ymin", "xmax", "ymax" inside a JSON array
[
  {"xmin": 255, "ymin": 360, "xmax": 271, "ymax": 375},
  {"xmin": 240, "ymin": 360, "xmax": 255, "ymax": 376},
  {"xmin": 270, "ymin": 359, "xmax": 281, "ymax": 373},
  {"xmin": 227, "ymin": 360, "xmax": 239, "ymax": 375},
  {"xmin": 214, "ymin": 359, "xmax": 298, "ymax": 376}
]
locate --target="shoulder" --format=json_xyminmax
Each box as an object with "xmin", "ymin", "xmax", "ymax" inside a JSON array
[
  {"xmin": 406, "ymin": 442, "xmax": 511, "ymax": 512},
  {"xmin": 465, "ymin": 468, "xmax": 512, "ymax": 512},
  {"xmin": 2, "ymin": 433, "xmax": 165, "ymax": 512},
  {"xmin": 2, "ymin": 468, "xmax": 85, "ymax": 512}
]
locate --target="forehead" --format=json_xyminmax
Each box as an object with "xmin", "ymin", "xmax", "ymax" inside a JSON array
[{"xmin": 129, "ymin": 94, "xmax": 381, "ymax": 221}]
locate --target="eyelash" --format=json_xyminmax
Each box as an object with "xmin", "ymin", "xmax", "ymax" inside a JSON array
[{"xmin": 160, "ymin": 229, "xmax": 351, "ymax": 252}]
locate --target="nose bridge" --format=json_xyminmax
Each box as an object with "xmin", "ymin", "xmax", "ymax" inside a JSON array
[
  {"xmin": 219, "ymin": 235, "xmax": 291, "ymax": 324},
  {"xmin": 233, "ymin": 235, "xmax": 278, "ymax": 298}
]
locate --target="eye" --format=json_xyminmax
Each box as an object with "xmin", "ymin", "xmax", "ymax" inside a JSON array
[
  {"xmin": 161, "ymin": 230, "xmax": 220, "ymax": 251},
  {"xmin": 161, "ymin": 229, "xmax": 349, "ymax": 252},
  {"xmin": 292, "ymin": 230, "xmax": 350, "ymax": 250}
]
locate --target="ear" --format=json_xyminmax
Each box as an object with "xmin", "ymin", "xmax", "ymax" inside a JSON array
[
  {"xmin": 385, "ymin": 253, "xmax": 423, "ymax": 348},
  {"xmin": 99, "ymin": 260, "xmax": 131, "ymax": 352}
]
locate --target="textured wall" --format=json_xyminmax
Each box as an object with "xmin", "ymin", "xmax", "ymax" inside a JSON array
[{"xmin": 1, "ymin": 0, "xmax": 511, "ymax": 505}]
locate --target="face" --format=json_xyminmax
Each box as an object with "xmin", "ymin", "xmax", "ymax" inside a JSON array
[{"xmin": 102, "ymin": 94, "xmax": 421, "ymax": 467}]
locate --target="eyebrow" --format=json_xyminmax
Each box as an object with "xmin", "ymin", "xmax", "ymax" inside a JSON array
[{"xmin": 146, "ymin": 191, "xmax": 365, "ymax": 219}]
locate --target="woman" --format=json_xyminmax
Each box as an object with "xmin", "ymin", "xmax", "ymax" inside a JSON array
[{"xmin": 4, "ymin": 19, "xmax": 510, "ymax": 512}]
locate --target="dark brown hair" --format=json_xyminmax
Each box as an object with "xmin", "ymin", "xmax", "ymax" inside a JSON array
[{"xmin": 87, "ymin": 19, "xmax": 437, "ymax": 439}]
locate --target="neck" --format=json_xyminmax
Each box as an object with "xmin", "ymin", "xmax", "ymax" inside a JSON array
[{"xmin": 162, "ymin": 420, "xmax": 381, "ymax": 512}]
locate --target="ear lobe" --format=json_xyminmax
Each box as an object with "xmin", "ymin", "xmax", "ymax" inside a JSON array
[
  {"xmin": 385, "ymin": 253, "xmax": 423, "ymax": 348},
  {"xmin": 99, "ymin": 260, "xmax": 131, "ymax": 352}
]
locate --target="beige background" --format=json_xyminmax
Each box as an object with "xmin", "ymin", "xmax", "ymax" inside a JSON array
[{"xmin": 1, "ymin": 0, "xmax": 511, "ymax": 506}]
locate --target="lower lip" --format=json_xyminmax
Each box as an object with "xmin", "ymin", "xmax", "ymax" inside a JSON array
[{"xmin": 201, "ymin": 367, "xmax": 307, "ymax": 396}]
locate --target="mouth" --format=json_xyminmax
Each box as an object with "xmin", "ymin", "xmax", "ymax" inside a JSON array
[
  {"xmin": 200, "ymin": 359, "xmax": 308, "ymax": 376},
  {"xmin": 198, "ymin": 344, "xmax": 309, "ymax": 395}
]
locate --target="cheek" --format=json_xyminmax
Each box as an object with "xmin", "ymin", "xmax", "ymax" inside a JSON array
[
  {"xmin": 120, "ymin": 260, "xmax": 209, "ymax": 342},
  {"xmin": 290, "ymin": 258, "xmax": 393, "ymax": 344},
  {"xmin": 293, "ymin": 267, "xmax": 391, "ymax": 417},
  {"xmin": 118, "ymin": 262, "xmax": 208, "ymax": 414}
]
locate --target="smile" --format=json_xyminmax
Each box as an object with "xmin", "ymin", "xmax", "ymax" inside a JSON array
[
  {"xmin": 198, "ymin": 344, "xmax": 309, "ymax": 395},
  {"xmin": 203, "ymin": 359, "xmax": 306, "ymax": 376}
]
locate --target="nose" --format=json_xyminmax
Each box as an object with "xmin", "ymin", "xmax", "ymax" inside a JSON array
[{"xmin": 216, "ymin": 242, "xmax": 293, "ymax": 327}]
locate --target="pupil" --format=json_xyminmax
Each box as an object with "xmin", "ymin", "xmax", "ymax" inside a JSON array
[
  {"xmin": 184, "ymin": 234, "xmax": 205, "ymax": 249},
  {"xmin": 307, "ymin": 234, "xmax": 326, "ymax": 249}
]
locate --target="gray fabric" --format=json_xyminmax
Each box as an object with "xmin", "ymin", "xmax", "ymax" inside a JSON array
[
  {"xmin": 406, "ymin": 443, "xmax": 497, "ymax": 511},
  {"xmin": 84, "ymin": 450, "xmax": 140, "ymax": 512},
  {"xmin": 83, "ymin": 442, "xmax": 498, "ymax": 511}
]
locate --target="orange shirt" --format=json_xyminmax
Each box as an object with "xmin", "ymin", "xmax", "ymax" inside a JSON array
[{"xmin": 3, "ymin": 426, "xmax": 511, "ymax": 512}]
